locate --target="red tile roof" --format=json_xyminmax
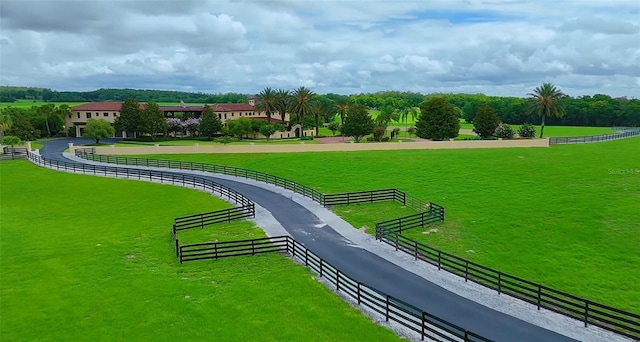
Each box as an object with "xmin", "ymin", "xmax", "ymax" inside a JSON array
[
  {"xmin": 211, "ymin": 103, "xmax": 255, "ymax": 112},
  {"xmin": 72, "ymin": 102, "xmax": 124, "ymax": 111},
  {"xmin": 159, "ymin": 106, "xmax": 204, "ymax": 112}
]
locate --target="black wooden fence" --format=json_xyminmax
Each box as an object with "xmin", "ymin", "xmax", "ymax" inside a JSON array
[
  {"xmin": 376, "ymin": 224, "xmax": 640, "ymax": 339},
  {"xmin": 173, "ymin": 206, "xmax": 255, "ymax": 232},
  {"xmin": 74, "ymin": 148, "xmax": 640, "ymax": 339},
  {"xmin": 176, "ymin": 234, "xmax": 491, "ymax": 342},
  {"xmin": 549, "ymin": 128, "xmax": 640, "ymax": 145},
  {"xmin": 1, "ymin": 147, "xmax": 28, "ymax": 160}
]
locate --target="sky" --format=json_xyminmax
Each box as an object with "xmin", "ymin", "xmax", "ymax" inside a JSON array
[{"xmin": 0, "ymin": 0, "xmax": 639, "ymax": 97}]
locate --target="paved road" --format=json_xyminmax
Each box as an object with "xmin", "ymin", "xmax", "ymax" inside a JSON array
[{"xmin": 40, "ymin": 138, "xmax": 576, "ymax": 342}]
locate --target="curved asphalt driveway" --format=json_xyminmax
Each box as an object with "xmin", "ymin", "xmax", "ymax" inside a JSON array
[{"xmin": 39, "ymin": 138, "xmax": 576, "ymax": 342}]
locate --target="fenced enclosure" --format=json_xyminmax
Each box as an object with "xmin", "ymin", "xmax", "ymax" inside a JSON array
[
  {"xmin": 376, "ymin": 221, "xmax": 640, "ymax": 339},
  {"xmin": 549, "ymin": 127, "xmax": 640, "ymax": 145},
  {"xmin": 73, "ymin": 148, "xmax": 640, "ymax": 340}
]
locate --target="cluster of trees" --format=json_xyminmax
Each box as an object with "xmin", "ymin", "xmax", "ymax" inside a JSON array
[
  {"xmin": 0, "ymin": 104, "xmax": 71, "ymax": 143},
  {"xmin": 0, "ymin": 86, "xmax": 247, "ymax": 104}
]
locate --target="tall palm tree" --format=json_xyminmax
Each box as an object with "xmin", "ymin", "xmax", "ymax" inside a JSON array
[
  {"xmin": 275, "ymin": 89, "xmax": 291, "ymax": 123},
  {"xmin": 256, "ymin": 87, "xmax": 277, "ymax": 124},
  {"xmin": 527, "ymin": 83, "xmax": 565, "ymax": 138},
  {"xmin": 400, "ymin": 106, "xmax": 418, "ymax": 138},
  {"xmin": 291, "ymin": 86, "xmax": 315, "ymax": 127},
  {"xmin": 336, "ymin": 100, "xmax": 349, "ymax": 125}
]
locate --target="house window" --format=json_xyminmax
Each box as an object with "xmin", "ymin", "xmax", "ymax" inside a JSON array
[
  {"xmin": 103, "ymin": 112, "xmax": 109, "ymax": 117},
  {"xmin": 68, "ymin": 114, "xmax": 72, "ymax": 118},
  {"xmin": 86, "ymin": 112, "xmax": 92, "ymax": 119},
  {"xmin": 113, "ymin": 112, "xmax": 117, "ymax": 116},
  {"xmin": 231, "ymin": 113, "xmax": 234, "ymax": 117},
  {"xmin": 77, "ymin": 112, "xmax": 80, "ymax": 119},
  {"xmin": 224, "ymin": 113, "xmax": 227, "ymax": 119}
]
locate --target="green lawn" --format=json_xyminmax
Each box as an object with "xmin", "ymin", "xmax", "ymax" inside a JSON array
[
  {"xmin": 137, "ymin": 137, "xmax": 640, "ymax": 313},
  {"xmin": 0, "ymin": 161, "xmax": 400, "ymax": 341},
  {"xmin": 458, "ymin": 123, "xmax": 616, "ymax": 137},
  {"xmin": 0, "ymin": 101, "xmax": 86, "ymax": 109}
]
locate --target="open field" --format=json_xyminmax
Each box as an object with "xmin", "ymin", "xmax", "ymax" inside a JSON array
[
  {"xmin": 0, "ymin": 101, "xmax": 86, "ymax": 109},
  {"xmin": 136, "ymin": 137, "xmax": 640, "ymax": 313},
  {"xmin": 116, "ymin": 138, "xmax": 320, "ymax": 147},
  {"xmin": 0, "ymin": 161, "xmax": 400, "ymax": 341},
  {"xmin": 456, "ymin": 122, "xmax": 617, "ymax": 137}
]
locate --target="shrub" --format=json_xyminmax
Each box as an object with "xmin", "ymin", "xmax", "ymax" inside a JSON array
[
  {"xmin": 472, "ymin": 106, "xmax": 500, "ymax": 139},
  {"xmin": 381, "ymin": 137, "xmax": 390, "ymax": 142},
  {"xmin": 495, "ymin": 124, "xmax": 515, "ymax": 139},
  {"xmin": 415, "ymin": 97, "xmax": 460, "ymax": 140},
  {"xmin": 300, "ymin": 136, "xmax": 314, "ymax": 141},
  {"xmin": 407, "ymin": 126, "xmax": 416, "ymax": 135},
  {"xmin": 518, "ymin": 123, "xmax": 536, "ymax": 138},
  {"xmin": 372, "ymin": 126, "xmax": 386, "ymax": 142},
  {"xmin": 3, "ymin": 135, "xmax": 21, "ymax": 146},
  {"xmin": 328, "ymin": 122, "xmax": 340, "ymax": 136}
]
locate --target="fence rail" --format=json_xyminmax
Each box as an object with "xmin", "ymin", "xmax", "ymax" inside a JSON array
[
  {"xmin": 549, "ymin": 129, "xmax": 640, "ymax": 145},
  {"xmin": 73, "ymin": 148, "xmax": 639, "ymax": 339},
  {"xmin": 173, "ymin": 206, "xmax": 255, "ymax": 232},
  {"xmin": 76, "ymin": 149, "xmax": 326, "ymax": 204},
  {"xmin": 376, "ymin": 226, "xmax": 640, "ymax": 339}
]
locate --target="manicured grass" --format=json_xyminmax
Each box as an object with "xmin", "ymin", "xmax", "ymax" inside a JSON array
[
  {"xmin": 0, "ymin": 161, "xmax": 400, "ymax": 341},
  {"xmin": 0, "ymin": 101, "xmax": 86, "ymax": 109},
  {"xmin": 138, "ymin": 137, "xmax": 640, "ymax": 312},
  {"xmin": 459, "ymin": 123, "xmax": 616, "ymax": 137}
]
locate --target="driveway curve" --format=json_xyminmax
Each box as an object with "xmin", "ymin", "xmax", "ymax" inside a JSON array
[{"xmin": 37, "ymin": 139, "xmax": 582, "ymax": 342}]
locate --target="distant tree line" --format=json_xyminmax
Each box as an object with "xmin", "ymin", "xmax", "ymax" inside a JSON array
[{"xmin": 2, "ymin": 86, "xmax": 639, "ymax": 128}]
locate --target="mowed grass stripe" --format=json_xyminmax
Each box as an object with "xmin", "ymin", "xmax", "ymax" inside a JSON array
[
  {"xmin": 138, "ymin": 137, "xmax": 640, "ymax": 312},
  {"xmin": 0, "ymin": 161, "xmax": 400, "ymax": 341}
]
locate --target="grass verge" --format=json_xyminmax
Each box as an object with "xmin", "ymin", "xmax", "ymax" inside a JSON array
[
  {"xmin": 0, "ymin": 161, "xmax": 400, "ymax": 341},
  {"xmin": 135, "ymin": 137, "xmax": 640, "ymax": 312}
]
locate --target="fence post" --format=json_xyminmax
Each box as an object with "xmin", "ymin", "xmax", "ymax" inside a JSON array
[
  {"xmin": 537, "ymin": 286, "xmax": 541, "ymax": 310},
  {"xmin": 320, "ymin": 259, "xmax": 323, "ymax": 277},
  {"xmin": 584, "ymin": 301, "xmax": 589, "ymax": 327},
  {"xmin": 292, "ymin": 240, "xmax": 296, "ymax": 258},
  {"xmin": 304, "ymin": 248, "xmax": 308, "ymax": 266},
  {"xmin": 498, "ymin": 272, "xmax": 502, "ymax": 294},
  {"xmin": 357, "ymin": 282, "xmax": 361, "ymax": 305},
  {"xmin": 464, "ymin": 331, "xmax": 469, "ymax": 342},
  {"xmin": 465, "ymin": 261, "xmax": 469, "ymax": 282},
  {"xmin": 336, "ymin": 270, "xmax": 340, "ymax": 291},
  {"xmin": 251, "ymin": 240, "xmax": 255, "ymax": 255},
  {"xmin": 214, "ymin": 243, "xmax": 218, "ymax": 259},
  {"xmin": 421, "ymin": 312, "xmax": 426, "ymax": 341},
  {"xmin": 385, "ymin": 295, "xmax": 390, "ymax": 322},
  {"xmin": 175, "ymin": 239, "xmax": 180, "ymax": 259}
]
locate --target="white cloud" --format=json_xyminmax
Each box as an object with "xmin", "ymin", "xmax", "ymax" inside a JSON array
[{"xmin": 0, "ymin": 0, "xmax": 638, "ymax": 97}]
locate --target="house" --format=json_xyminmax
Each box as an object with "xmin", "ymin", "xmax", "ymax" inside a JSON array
[{"xmin": 67, "ymin": 99, "xmax": 313, "ymax": 139}]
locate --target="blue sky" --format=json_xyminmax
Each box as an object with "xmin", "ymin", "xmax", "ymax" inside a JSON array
[{"xmin": 0, "ymin": 0, "xmax": 638, "ymax": 97}]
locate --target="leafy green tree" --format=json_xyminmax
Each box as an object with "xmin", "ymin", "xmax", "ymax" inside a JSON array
[
  {"xmin": 114, "ymin": 98, "xmax": 143, "ymax": 137},
  {"xmin": 328, "ymin": 122, "xmax": 340, "ymax": 136},
  {"xmin": 84, "ymin": 119, "xmax": 115, "ymax": 144},
  {"xmin": 143, "ymin": 101, "xmax": 167, "ymax": 138},
  {"xmin": 291, "ymin": 86, "xmax": 315, "ymax": 127},
  {"xmin": 372, "ymin": 126, "xmax": 386, "ymax": 142},
  {"xmin": 227, "ymin": 117, "xmax": 252, "ymax": 139},
  {"xmin": 341, "ymin": 104, "xmax": 374, "ymax": 142},
  {"xmin": 257, "ymin": 87, "xmax": 277, "ymax": 124},
  {"xmin": 2, "ymin": 135, "xmax": 21, "ymax": 147},
  {"xmin": 8, "ymin": 116, "xmax": 36, "ymax": 141},
  {"xmin": 311, "ymin": 95, "xmax": 336, "ymax": 136},
  {"xmin": 259, "ymin": 124, "xmax": 277, "ymax": 141},
  {"xmin": 199, "ymin": 104, "xmax": 223, "ymax": 140},
  {"xmin": 0, "ymin": 110, "xmax": 13, "ymax": 144},
  {"xmin": 528, "ymin": 83, "xmax": 565, "ymax": 138},
  {"xmin": 415, "ymin": 97, "xmax": 460, "ymax": 140},
  {"xmin": 250, "ymin": 119, "xmax": 265, "ymax": 134},
  {"xmin": 473, "ymin": 105, "xmax": 500, "ymax": 139}
]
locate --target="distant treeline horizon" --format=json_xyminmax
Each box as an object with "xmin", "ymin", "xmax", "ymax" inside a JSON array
[{"xmin": 1, "ymin": 86, "xmax": 639, "ymax": 127}]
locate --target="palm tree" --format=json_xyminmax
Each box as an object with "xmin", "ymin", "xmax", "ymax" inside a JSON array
[
  {"xmin": 400, "ymin": 106, "xmax": 418, "ymax": 138},
  {"xmin": 291, "ymin": 86, "xmax": 315, "ymax": 127},
  {"xmin": 528, "ymin": 83, "xmax": 565, "ymax": 138},
  {"xmin": 275, "ymin": 89, "xmax": 291, "ymax": 123},
  {"xmin": 336, "ymin": 100, "xmax": 349, "ymax": 125},
  {"xmin": 256, "ymin": 87, "xmax": 277, "ymax": 124}
]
